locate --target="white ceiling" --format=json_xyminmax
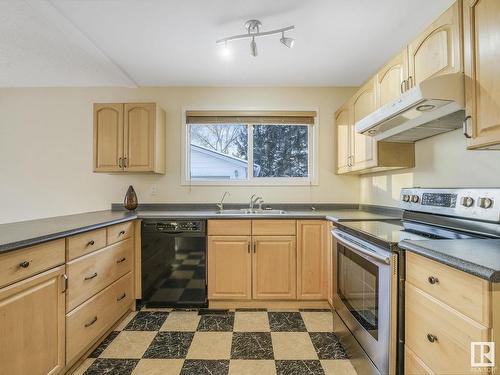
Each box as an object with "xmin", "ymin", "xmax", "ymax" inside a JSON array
[{"xmin": 0, "ymin": 0, "xmax": 455, "ymax": 87}]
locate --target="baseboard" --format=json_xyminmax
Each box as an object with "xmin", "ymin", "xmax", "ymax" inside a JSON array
[{"xmin": 208, "ymin": 300, "xmax": 330, "ymax": 309}]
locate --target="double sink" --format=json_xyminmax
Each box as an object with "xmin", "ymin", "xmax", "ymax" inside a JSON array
[{"xmin": 215, "ymin": 208, "xmax": 288, "ymax": 215}]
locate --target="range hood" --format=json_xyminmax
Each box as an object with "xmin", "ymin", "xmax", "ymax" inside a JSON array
[{"xmin": 356, "ymin": 72, "xmax": 465, "ymax": 142}]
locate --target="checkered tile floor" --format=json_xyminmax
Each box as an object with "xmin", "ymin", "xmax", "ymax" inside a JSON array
[{"xmin": 72, "ymin": 308, "xmax": 355, "ymax": 375}]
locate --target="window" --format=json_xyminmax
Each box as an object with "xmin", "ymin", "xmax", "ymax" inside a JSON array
[{"xmin": 184, "ymin": 110, "xmax": 317, "ymax": 185}]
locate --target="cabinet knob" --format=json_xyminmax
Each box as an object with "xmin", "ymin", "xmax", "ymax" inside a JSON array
[
  {"xmin": 19, "ymin": 261, "xmax": 30, "ymax": 268},
  {"xmin": 428, "ymin": 276, "xmax": 439, "ymax": 285},
  {"xmin": 117, "ymin": 293, "xmax": 127, "ymax": 302},
  {"xmin": 87, "ymin": 240, "xmax": 95, "ymax": 246},
  {"xmin": 116, "ymin": 257, "xmax": 127, "ymax": 264},
  {"xmin": 119, "ymin": 230, "xmax": 126, "ymax": 236},
  {"xmin": 427, "ymin": 333, "xmax": 438, "ymax": 343}
]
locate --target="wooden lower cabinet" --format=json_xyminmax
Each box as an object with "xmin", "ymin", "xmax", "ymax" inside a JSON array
[
  {"xmin": 207, "ymin": 236, "xmax": 252, "ymax": 300},
  {"xmin": 0, "ymin": 266, "xmax": 66, "ymax": 375},
  {"xmin": 404, "ymin": 346, "xmax": 433, "ymax": 375},
  {"xmin": 297, "ymin": 220, "xmax": 327, "ymax": 299},
  {"xmin": 253, "ymin": 236, "xmax": 296, "ymax": 300}
]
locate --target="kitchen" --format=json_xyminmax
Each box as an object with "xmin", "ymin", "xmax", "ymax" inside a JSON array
[{"xmin": 0, "ymin": 1, "xmax": 499, "ymax": 375}]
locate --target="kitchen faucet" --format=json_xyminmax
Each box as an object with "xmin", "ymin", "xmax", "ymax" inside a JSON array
[
  {"xmin": 216, "ymin": 191, "xmax": 230, "ymax": 211},
  {"xmin": 249, "ymin": 194, "xmax": 263, "ymax": 210}
]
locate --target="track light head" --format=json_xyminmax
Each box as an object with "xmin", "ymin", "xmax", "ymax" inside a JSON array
[
  {"xmin": 250, "ymin": 37, "xmax": 258, "ymax": 57},
  {"xmin": 280, "ymin": 32, "xmax": 295, "ymax": 48}
]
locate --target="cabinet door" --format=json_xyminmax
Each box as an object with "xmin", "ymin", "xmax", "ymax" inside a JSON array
[
  {"xmin": 464, "ymin": 0, "xmax": 500, "ymax": 149},
  {"xmin": 93, "ymin": 103, "xmax": 124, "ymax": 172},
  {"xmin": 124, "ymin": 103, "xmax": 155, "ymax": 171},
  {"xmin": 335, "ymin": 105, "xmax": 351, "ymax": 174},
  {"xmin": 351, "ymin": 78, "xmax": 378, "ymax": 170},
  {"xmin": 297, "ymin": 220, "xmax": 328, "ymax": 300},
  {"xmin": 0, "ymin": 266, "xmax": 65, "ymax": 375},
  {"xmin": 208, "ymin": 236, "xmax": 251, "ymax": 300},
  {"xmin": 407, "ymin": 1, "xmax": 462, "ymax": 88},
  {"xmin": 377, "ymin": 50, "xmax": 408, "ymax": 108},
  {"xmin": 252, "ymin": 236, "xmax": 296, "ymax": 300}
]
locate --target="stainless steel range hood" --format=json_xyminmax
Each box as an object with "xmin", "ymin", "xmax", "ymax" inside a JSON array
[{"xmin": 356, "ymin": 73, "xmax": 465, "ymax": 142}]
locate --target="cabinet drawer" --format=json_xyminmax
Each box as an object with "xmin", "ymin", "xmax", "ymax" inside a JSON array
[
  {"xmin": 107, "ymin": 221, "xmax": 133, "ymax": 245},
  {"xmin": 252, "ymin": 220, "xmax": 296, "ymax": 235},
  {"xmin": 66, "ymin": 272, "xmax": 133, "ymax": 362},
  {"xmin": 0, "ymin": 239, "xmax": 65, "ymax": 288},
  {"xmin": 66, "ymin": 239, "xmax": 133, "ymax": 311},
  {"xmin": 406, "ymin": 252, "xmax": 491, "ymax": 326},
  {"xmin": 66, "ymin": 228, "xmax": 107, "ymax": 260},
  {"xmin": 208, "ymin": 220, "xmax": 252, "ymax": 236},
  {"xmin": 405, "ymin": 346, "xmax": 433, "ymax": 375},
  {"xmin": 405, "ymin": 283, "xmax": 490, "ymax": 374}
]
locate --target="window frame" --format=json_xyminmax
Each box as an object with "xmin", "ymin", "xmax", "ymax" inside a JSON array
[{"xmin": 181, "ymin": 107, "xmax": 319, "ymax": 186}]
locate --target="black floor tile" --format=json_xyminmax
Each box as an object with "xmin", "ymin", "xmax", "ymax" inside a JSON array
[
  {"xmin": 124, "ymin": 311, "xmax": 169, "ymax": 331},
  {"xmin": 231, "ymin": 332, "xmax": 274, "ymax": 359},
  {"xmin": 142, "ymin": 332, "xmax": 194, "ymax": 359},
  {"xmin": 275, "ymin": 360, "xmax": 325, "ymax": 375},
  {"xmin": 309, "ymin": 332, "xmax": 348, "ymax": 360},
  {"xmin": 88, "ymin": 331, "xmax": 120, "ymax": 358},
  {"xmin": 83, "ymin": 359, "xmax": 139, "ymax": 375},
  {"xmin": 268, "ymin": 312, "xmax": 307, "ymax": 332},
  {"xmin": 180, "ymin": 360, "xmax": 229, "ymax": 375},
  {"xmin": 197, "ymin": 313, "xmax": 234, "ymax": 331}
]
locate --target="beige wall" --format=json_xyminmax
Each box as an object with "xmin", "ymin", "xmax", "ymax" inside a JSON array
[
  {"xmin": 0, "ymin": 86, "xmax": 359, "ymax": 223},
  {"xmin": 360, "ymin": 129, "xmax": 500, "ymax": 207}
]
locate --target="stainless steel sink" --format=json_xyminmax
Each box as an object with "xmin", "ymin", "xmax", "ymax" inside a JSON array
[{"xmin": 215, "ymin": 209, "xmax": 288, "ymax": 215}]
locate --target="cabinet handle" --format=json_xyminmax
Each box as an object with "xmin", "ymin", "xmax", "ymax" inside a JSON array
[
  {"xmin": 428, "ymin": 276, "xmax": 439, "ymax": 285},
  {"xmin": 427, "ymin": 333, "xmax": 438, "ymax": 343},
  {"xmin": 407, "ymin": 76, "xmax": 414, "ymax": 89},
  {"xmin": 87, "ymin": 240, "xmax": 95, "ymax": 247},
  {"xmin": 119, "ymin": 230, "xmax": 126, "ymax": 236},
  {"xmin": 123, "ymin": 158, "xmax": 128, "ymax": 168},
  {"xmin": 116, "ymin": 257, "xmax": 127, "ymax": 264},
  {"xmin": 19, "ymin": 261, "xmax": 30, "ymax": 269},
  {"xmin": 463, "ymin": 115, "xmax": 472, "ymax": 139},
  {"xmin": 85, "ymin": 316, "xmax": 98, "ymax": 328},
  {"xmin": 118, "ymin": 157, "xmax": 123, "ymax": 168},
  {"xmin": 253, "ymin": 242, "xmax": 256, "ymax": 253},
  {"xmin": 61, "ymin": 274, "xmax": 68, "ymax": 293},
  {"xmin": 117, "ymin": 293, "xmax": 127, "ymax": 302},
  {"xmin": 400, "ymin": 80, "xmax": 407, "ymax": 94},
  {"xmin": 247, "ymin": 242, "xmax": 250, "ymax": 253},
  {"xmin": 84, "ymin": 272, "xmax": 98, "ymax": 281}
]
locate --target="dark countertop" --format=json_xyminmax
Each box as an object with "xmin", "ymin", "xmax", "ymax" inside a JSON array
[
  {"xmin": 0, "ymin": 211, "xmax": 137, "ymax": 253},
  {"xmin": 0, "ymin": 207, "xmax": 400, "ymax": 254},
  {"xmin": 399, "ymin": 239, "xmax": 500, "ymax": 283}
]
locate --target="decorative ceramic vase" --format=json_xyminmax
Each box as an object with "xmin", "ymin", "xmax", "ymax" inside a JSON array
[{"xmin": 124, "ymin": 185, "xmax": 138, "ymax": 211}]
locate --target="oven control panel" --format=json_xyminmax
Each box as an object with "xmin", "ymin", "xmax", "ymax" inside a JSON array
[{"xmin": 400, "ymin": 188, "xmax": 500, "ymax": 222}]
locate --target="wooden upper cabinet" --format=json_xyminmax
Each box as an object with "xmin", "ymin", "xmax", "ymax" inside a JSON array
[
  {"xmin": 335, "ymin": 104, "xmax": 352, "ymax": 173},
  {"xmin": 252, "ymin": 236, "xmax": 296, "ymax": 300},
  {"xmin": 377, "ymin": 50, "xmax": 408, "ymax": 108},
  {"xmin": 0, "ymin": 266, "xmax": 65, "ymax": 375},
  {"xmin": 208, "ymin": 236, "xmax": 252, "ymax": 300},
  {"xmin": 464, "ymin": 0, "xmax": 500, "ymax": 150},
  {"xmin": 124, "ymin": 103, "xmax": 155, "ymax": 171},
  {"xmin": 351, "ymin": 77, "xmax": 377, "ymax": 170},
  {"xmin": 407, "ymin": 1, "xmax": 462, "ymax": 88},
  {"xmin": 93, "ymin": 102, "xmax": 166, "ymax": 173},
  {"xmin": 297, "ymin": 220, "xmax": 328, "ymax": 300},
  {"xmin": 93, "ymin": 103, "xmax": 124, "ymax": 172}
]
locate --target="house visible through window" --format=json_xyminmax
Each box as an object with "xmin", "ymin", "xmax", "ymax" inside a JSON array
[{"xmin": 185, "ymin": 110, "xmax": 316, "ymax": 184}]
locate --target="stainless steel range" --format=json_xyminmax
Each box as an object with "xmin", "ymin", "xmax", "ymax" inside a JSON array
[{"xmin": 331, "ymin": 188, "xmax": 500, "ymax": 375}]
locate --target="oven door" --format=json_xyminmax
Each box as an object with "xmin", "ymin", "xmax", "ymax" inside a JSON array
[{"xmin": 332, "ymin": 229, "xmax": 397, "ymax": 375}]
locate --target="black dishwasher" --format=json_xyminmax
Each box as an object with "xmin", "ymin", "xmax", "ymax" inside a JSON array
[{"xmin": 141, "ymin": 219, "xmax": 207, "ymax": 308}]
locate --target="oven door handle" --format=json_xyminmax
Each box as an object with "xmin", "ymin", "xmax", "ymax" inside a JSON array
[{"xmin": 332, "ymin": 229, "xmax": 391, "ymax": 265}]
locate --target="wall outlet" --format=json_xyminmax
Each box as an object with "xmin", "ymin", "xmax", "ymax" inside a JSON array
[{"xmin": 150, "ymin": 185, "xmax": 158, "ymax": 196}]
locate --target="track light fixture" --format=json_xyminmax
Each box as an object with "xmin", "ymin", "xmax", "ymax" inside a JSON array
[{"xmin": 216, "ymin": 20, "xmax": 295, "ymax": 57}]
